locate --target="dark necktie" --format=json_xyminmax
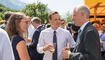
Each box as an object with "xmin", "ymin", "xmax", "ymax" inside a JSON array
[{"xmin": 53, "ymin": 31, "xmax": 57, "ymax": 60}]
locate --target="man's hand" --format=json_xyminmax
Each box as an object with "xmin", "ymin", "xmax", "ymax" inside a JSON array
[
  {"xmin": 100, "ymin": 40, "xmax": 103, "ymax": 47},
  {"xmin": 43, "ymin": 44, "xmax": 53, "ymax": 51},
  {"xmin": 62, "ymin": 47, "xmax": 71, "ymax": 59}
]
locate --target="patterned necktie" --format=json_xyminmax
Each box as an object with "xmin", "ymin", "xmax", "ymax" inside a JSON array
[
  {"xmin": 73, "ymin": 29, "xmax": 81, "ymax": 52},
  {"xmin": 76, "ymin": 29, "xmax": 81, "ymax": 45},
  {"xmin": 53, "ymin": 31, "xmax": 57, "ymax": 60}
]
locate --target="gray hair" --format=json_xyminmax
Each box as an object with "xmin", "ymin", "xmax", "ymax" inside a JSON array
[{"xmin": 76, "ymin": 5, "xmax": 90, "ymax": 19}]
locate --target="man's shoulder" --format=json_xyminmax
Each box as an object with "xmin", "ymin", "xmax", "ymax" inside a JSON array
[
  {"xmin": 0, "ymin": 28, "xmax": 7, "ymax": 36},
  {"xmin": 41, "ymin": 28, "xmax": 51, "ymax": 33},
  {"xmin": 0, "ymin": 28, "xmax": 10, "ymax": 43},
  {"xmin": 85, "ymin": 25, "xmax": 96, "ymax": 32},
  {"xmin": 59, "ymin": 27, "xmax": 70, "ymax": 33},
  {"xmin": 83, "ymin": 23, "xmax": 96, "ymax": 32},
  {"xmin": 82, "ymin": 25, "xmax": 98, "ymax": 37},
  {"xmin": 37, "ymin": 25, "xmax": 45, "ymax": 31}
]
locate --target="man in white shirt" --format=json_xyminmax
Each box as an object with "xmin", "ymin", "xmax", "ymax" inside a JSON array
[
  {"xmin": 28, "ymin": 24, "xmax": 36, "ymax": 40},
  {"xmin": 60, "ymin": 19, "xmax": 66, "ymax": 29},
  {"xmin": 28, "ymin": 16, "xmax": 37, "ymax": 40},
  {"xmin": 0, "ymin": 28, "xmax": 15, "ymax": 60},
  {"xmin": 37, "ymin": 11, "xmax": 76, "ymax": 60}
]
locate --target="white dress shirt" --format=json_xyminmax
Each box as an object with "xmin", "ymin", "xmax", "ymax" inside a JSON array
[
  {"xmin": 28, "ymin": 24, "xmax": 36, "ymax": 40},
  {"xmin": 0, "ymin": 28, "xmax": 15, "ymax": 60},
  {"xmin": 79, "ymin": 21, "xmax": 89, "ymax": 32},
  {"xmin": 37, "ymin": 27, "xmax": 76, "ymax": 60}
]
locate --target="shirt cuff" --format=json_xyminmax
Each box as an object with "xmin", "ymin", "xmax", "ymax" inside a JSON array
[{"xmin": 37, "ymin": 46, "xmax": 44, "ymax": 54}]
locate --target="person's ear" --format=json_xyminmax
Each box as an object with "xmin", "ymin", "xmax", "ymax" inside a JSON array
[
  {"xmin": 81, "ymin": 12, "xmax": 84, "ymax": 16},
  {"xmin": 48, "ymin": 19, "xmax": 51, "ymax": 23},
  {"xmin": 81, "ymin": 12, "xmax": 86, "ymax": 18}
]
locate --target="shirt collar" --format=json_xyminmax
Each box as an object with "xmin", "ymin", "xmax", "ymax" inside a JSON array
[
  {"xmin": 50, "ymin": 27, "xmax": 60, "ymax": 33},
  {"xmin": 79, "ymin": 21, "xmax": 89, "ymax": 32}
]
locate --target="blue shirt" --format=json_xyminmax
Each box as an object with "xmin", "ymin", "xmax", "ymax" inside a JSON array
[{"xmin": 100, "ymin": 33, "xmax": 105, "ymax": 50}]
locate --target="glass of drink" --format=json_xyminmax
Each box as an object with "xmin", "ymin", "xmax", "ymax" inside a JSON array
[
  {"xmin": 27, "ymin": 39, "xmax": 32, "ymax": 43},
  {"xmin": 50, "ymin": 48, "xmax": 55, "ymax": 53},
  {"xmin": 50, "ymin": 43, "xmax": 56, "ymax": 53}
]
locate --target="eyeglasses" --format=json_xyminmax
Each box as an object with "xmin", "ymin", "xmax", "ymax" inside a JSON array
[
  {"xmin": 25, "ymin": 21, "xmax": 29, "ymax": 24},
  {"xmin": 21, "ymin": 20, "xmax": 31, "ymax": 24},
  {"xmin": 54, "ymin": 18, "xmax": 60, "ymax": 21}
]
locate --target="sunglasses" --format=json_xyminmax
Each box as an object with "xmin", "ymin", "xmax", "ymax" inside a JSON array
[{"xmin": 61, "ymin": 23, "xmax": 65, "ymax": 25}]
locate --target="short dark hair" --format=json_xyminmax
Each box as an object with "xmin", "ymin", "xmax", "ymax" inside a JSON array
[
  {"xmin": 48, "ymin": 11, "xmax": 59, "ymax": 20},
  {"xmin": 67, "ymin": 22, "xmax": 73, "ymax": 27},
  {"xmin": 46, "ymin": 24, "xmax": 51, "ymax": 28},
  {"xmin": 4, "ymin": 11, "xmax": 13, "ymax": 21},
  {"xmin": 31, "ymin": 17, "xmax": 41, "ymax": 24}
]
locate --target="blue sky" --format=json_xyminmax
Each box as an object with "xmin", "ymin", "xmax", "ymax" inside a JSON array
[{"xmin": 20, "ymin": 0, "xmax": 84, "ymax": 15}]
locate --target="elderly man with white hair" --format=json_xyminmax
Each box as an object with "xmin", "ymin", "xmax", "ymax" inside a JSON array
[{"xmin": 62, "ymin": 5, "xmax": 102, "ymax": 60}]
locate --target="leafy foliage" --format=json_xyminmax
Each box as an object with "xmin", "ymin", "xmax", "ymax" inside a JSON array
[
  {"xmin": 0, "ymin": 4, "xmax": 18, "ymax": 21},
  {"xmin": 22, "ymin": 2, "xmax": 48, "ymax": 24},
  {"xmin": 65, "ymin": 11, "xmax": 73, "ymax": 23}
]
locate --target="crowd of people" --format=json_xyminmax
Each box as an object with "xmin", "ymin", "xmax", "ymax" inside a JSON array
[{"xmin": 0, "ymin": 5, "xmax": 105, "ymax": 60}]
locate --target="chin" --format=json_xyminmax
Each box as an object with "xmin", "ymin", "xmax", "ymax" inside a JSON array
[
  {"xmin": 22, "ymin": 30, "xmax": 26, "ymax": 32},
  {"xmin": 74, "ymin": 24, "xmax": 77, "ymax": 26},
  {"xmin": 75, "ymin": 24, "xmax": 80, "ymax": 26}
]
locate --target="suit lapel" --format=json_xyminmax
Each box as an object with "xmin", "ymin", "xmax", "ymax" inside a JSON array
[{"xmin": 73, "ymin": 22, "xmax": 91, "ymax": 52}]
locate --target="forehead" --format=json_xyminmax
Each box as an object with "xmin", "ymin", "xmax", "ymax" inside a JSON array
[
  {"xmin": 22, "ymin": 17, "xmax": 30, "ymax": 21},
  {"xmin": 73, "ymin": 9, "xmax": 77, "ymax": 14},
  {"xmin": 52, "ymin": 14, "xmax": 60, "ymax": 17}
]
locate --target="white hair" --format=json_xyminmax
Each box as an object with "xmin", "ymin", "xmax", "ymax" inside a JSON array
[{"xmin": 76, "ymin": 5, "xmax": 90, "ymax": 19}]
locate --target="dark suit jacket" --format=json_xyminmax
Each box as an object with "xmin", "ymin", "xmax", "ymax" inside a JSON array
[
  {"xmin": 69, "ymin": 22, "xmax": 102, "ymax": 60},
  {"xmin": 28, "ymin": 25, "xmax": 45, "ymax": 60}
]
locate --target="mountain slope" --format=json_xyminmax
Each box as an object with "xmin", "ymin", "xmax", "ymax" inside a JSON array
[{"xmin": 0, "ymin": 0, "xmax": 26, "ymax": 10}]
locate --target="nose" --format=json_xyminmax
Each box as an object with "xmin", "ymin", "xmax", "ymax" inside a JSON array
[{"xmin": 72, "ymin": 17, "xmax": 74, "ymax": 21}]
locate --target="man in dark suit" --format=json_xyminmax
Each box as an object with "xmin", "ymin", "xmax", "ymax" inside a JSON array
[
  {"xmin": 62, "ymin": 5, "xmax": 101, "ymax": 60},
  {"xmin": 28, "ymin": 17, "xmax": 45, "ymax": 60}
]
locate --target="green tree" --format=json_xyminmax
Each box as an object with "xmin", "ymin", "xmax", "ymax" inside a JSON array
[
  {"xmin": 0, "ymin": 13, "xmax": 5, "ymax": 20},
  {"xmin": 22, "ymin": 2, "xmax": 48, "ymax": 24},
  {"xmin": 65, "ymin": 11, "xmax": 73, "ymax": 23},
  {"xmin": 0, "ymin": 6, "xmax": 6, "ymax": 20},
  {"xmin": 0, "ymin": 4, "xmax": 18, "ymax": 20}
]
